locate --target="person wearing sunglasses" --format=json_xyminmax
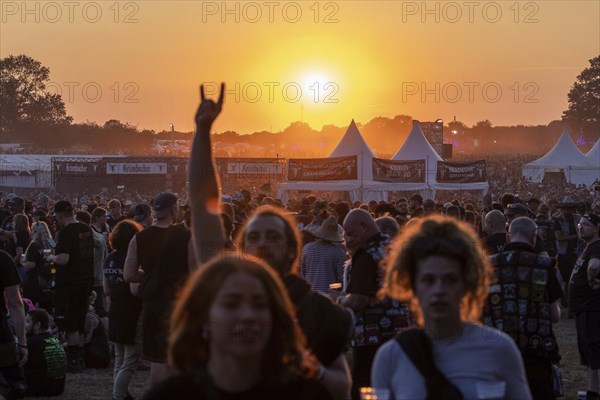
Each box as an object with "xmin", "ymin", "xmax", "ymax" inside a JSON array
[{"xmin": 569, "ymin": 214, "xmax": 600, "ymax": 400}]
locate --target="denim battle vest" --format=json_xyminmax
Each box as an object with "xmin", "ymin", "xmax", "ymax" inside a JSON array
[{"xmin": 483, "ymin": 249, "xmax": 559, "ymax": 360}]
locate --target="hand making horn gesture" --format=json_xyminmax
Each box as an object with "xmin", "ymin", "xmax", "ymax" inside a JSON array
[{"xmin": 195, "ymin": 83, "xmax": 225, "ymax": 130}]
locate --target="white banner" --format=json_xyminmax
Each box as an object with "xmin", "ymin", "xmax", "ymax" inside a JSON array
[
  {"xmin": 106, "ymin": 163, "xmax": 168, "ymax": 175},
  {"xmin": 225, "ymin": 162, "xmax": 282, "ymax": 175}
]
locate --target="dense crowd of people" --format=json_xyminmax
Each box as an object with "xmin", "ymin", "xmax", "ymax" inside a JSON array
[{"xmin": 0, "ymin": 84, "xmax": 598, "ymax": 400}]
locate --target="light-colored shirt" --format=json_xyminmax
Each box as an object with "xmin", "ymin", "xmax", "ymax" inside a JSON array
[
  {"xmin": 91, "ymin": 229, "xmax": 108, "ymax": 287},
  {"xmin": 372, "ymin": 323, "xmax": 532, "ymax": 400},
  {"xmin": 300, "ymin": 240, "xmax": 347, "ymax": 293}
]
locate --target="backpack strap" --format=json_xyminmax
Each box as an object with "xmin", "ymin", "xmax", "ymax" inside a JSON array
[{"xmin": 395, "ymin": 329, "xmax": 463, "ymax": 400}]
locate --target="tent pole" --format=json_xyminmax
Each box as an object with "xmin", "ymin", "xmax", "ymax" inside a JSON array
[
  {"xmin": 426, "ymin": 154, "xmax": 429, "ymax": 198},
  {"xmin": 360, "ymin": 151, "xmax": 364, "ymax": 202}
]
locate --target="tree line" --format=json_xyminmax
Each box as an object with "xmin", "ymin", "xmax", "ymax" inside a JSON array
[{"xmin": 1, "ymin": 54, "xmax": 598, "ymax": 157}]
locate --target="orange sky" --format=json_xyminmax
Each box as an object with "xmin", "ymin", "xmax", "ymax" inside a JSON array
[{"xmin": 1, "ymin": 1, "xmax": 599, "ymax": 133}]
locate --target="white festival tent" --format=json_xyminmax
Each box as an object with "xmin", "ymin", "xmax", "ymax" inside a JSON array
[
  {"xmin": 276, "ymin": 120, "xmax": 391, "ymax": 203},
  {"xmin": 377, "ymin": 121, "xmax": 488, "ymax": 197},
  {"xmin": 392, "ymin": 121, "xmax": 442, "ymax": 186},
  {"xmin": 523, "ymin": 129, "xmax": 599, "ymax": 185},
  {"xmin": 586, "ymin": 139, "xmax": 600, "ymax": 166}
]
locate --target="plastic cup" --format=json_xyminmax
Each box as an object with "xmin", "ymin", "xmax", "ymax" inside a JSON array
[{"xmin": 359, "ymin": 387, "xmax": 390, "ymax": 400}]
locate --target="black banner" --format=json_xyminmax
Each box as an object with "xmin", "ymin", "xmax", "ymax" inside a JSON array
[
  {"xmin": 287, "ymin": 156, "xmax": 357, "ymax": 181},
  {"xmin": 372, "ymin": 158, "xmax": 426, "ymax": 183},
  {"xmin": 436, "ymin": 160, "xmax": 487, "ymax": 183}
]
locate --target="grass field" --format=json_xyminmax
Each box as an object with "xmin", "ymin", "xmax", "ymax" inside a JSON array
[{"xmin": 27, "ymin": 310, "xmax": 588, "ymax": 399}]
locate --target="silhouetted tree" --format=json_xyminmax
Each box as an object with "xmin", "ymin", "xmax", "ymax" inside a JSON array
[
  {"xmin": 0, "ymin": 54, "xmax": 72, "ymax": 135},
  {"xmin": 562, "ymin": 55, "xmax": 600, "ymax": 139}
]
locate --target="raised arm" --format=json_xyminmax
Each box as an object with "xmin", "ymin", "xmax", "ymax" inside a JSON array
[{"xmin": 189, "ymin": 83, "xmax": 226, "ymax": 263}]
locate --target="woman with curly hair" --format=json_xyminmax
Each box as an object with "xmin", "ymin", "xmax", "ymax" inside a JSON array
[
  {"xmin": 372, "ymin": 216, "xmax": 531, "ymax": 399},
  {"xmin": 143, "ymin": 254, "xmax": 331, "ymax": 399}
]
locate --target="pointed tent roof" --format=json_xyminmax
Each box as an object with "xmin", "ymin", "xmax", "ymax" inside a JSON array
[
  {"xmin": 586, "ymin": 139, "xmax": 600, "ymax": 163},
  {"xmin": 392, "ymin": 121, "xmax": 442, "ymax": 161},
  {"xmin": 327, "ymin": 119, "xmax": 376, "ymax": 182},
  {"xmin": 391, "ymin": 121, "xmax": 442, "ymax": 185},
  {"xmin": 527, "ymin": 128, "xmax": 593, "ymax": 167},
  {"xmin": 329, "ymin": 119, "xmax": 376, "ymax": 159}
]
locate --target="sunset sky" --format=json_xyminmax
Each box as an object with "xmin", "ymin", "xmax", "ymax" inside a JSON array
[{"xmin": 2, "ymin": 1, "xmax": 598, "ymax": 134}]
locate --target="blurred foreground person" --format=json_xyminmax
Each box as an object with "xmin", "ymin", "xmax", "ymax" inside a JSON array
[
  {"xmin": 143, "ymin": 255, "xmax": 332, "ymax": 400},
  {"xmin": 372, "ymin": 216, "xmax": 532, "ymax": 399}
]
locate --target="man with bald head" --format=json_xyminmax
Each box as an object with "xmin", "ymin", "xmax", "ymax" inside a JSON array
[
  {"xmin": 482, "ymin": 209, "xmax": 508, "ymax": 254},
  {"xmin": 483, "ymin": 217, "xmax": 562, "ymax": 399},
  {"xmin": 340, "ymin": 209, "xmax": 412, "ymax": 398}
]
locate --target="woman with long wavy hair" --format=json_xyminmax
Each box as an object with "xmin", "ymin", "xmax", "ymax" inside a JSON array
[{"xmin": 143, "ymin": 254, "xmax": 332, "ymax": 400}]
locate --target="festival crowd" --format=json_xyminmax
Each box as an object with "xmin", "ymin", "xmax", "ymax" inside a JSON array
[{"xmin": 0, "ymin": 85, "xmax": 598, "ymax": 400}]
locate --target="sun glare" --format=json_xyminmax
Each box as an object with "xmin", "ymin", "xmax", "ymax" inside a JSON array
[{"xmin": 302, "ymin": 73, "xmax": 334, "ymax": 104}]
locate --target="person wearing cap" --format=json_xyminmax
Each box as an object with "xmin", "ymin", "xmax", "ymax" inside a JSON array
[
  {"xmin": 553, "ymin": 199, "xmax": 582, "ymax": 309},
  {"xmin": 132, "ymin": 204, "xmax": 152, "ymax": 228},
  {"xmin": 123, "ymin": 192, "xmax": 196, "ymax": 387},
  {"xmin": 300, "ymin": 215, "xmax": 348, "ymax": 294},
  {"xmin": 569, "ymin": 214, "xmax": 600, "ymax": 400},
  {"xmin": 45, "ymin": 200, "xmax": 95, "ymax": 373}
]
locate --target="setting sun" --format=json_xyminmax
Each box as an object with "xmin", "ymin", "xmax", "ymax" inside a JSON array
[{"xmin": 301, "ymin": 73, "xmax": 335, "ymax": 104}]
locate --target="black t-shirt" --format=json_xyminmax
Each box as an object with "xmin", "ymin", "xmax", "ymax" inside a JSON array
[
  {"xmin": 482, "ymin": 232, "xmax": 507, "ymax": 255},
  {"xmin": 347, "ymin": 250, "xmax": 378, "ymax": 297},
  {"xmin": 54, "ymin": 222, "xmax": 94, "ymax": 284},
  {"xmin": 143, "ymin": 373, "xmax": 332, "ymax": 400},
  {"xmin": 0, "ymin": 250, "xmax": 21, "ymax": 345},
  {"xmin": 1, "ymin": 215, "xmax": 16, "ymax": 256},
  {"xmin": 104, "ymin": 251, "xmax": 142, "ymax": 312},
  {"xmin": 107, "ymin": 215, "xmax": 126, "ymax": 232},
  {"xmin": 0, "ymin": 250, "xmax": 21, "ymax": 313},
  {"xmin": 15, "ymin": 231, "xmax": 30, "ymax": 252},
  {"xmin": 136, "ymin": 225, "xmax": 190, "ymax": 312},
  {"xmin": 104, "ymin": 250, "xmax": 143, "ymax": 343},
  {"xmin": 553, "ymin": 216, "xmax": 578, "ymax": 254},
  {"xmin": 24, "ymin": 332, "xmax": 66, "ymax": 396},
  {"xmin": 569, "ymin": 240, "xmax": 600, "ymax": 314},
  {"xmin": 283, "ymin": 275, "xmax": 352, "ymax": 367}
]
